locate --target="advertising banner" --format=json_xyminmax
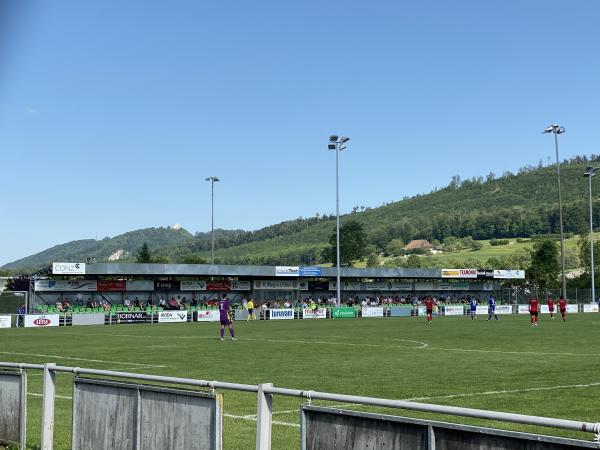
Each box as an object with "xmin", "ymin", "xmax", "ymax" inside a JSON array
[
  {"xmin": 476, "ymin": 305, "xmax": 490, "ymax": 315},
  {"xmin": 269, "ymin": 309, "xmax": 294, "ymax": 320},
  {"xmin": 495, "ymin": 305, "xmax": 513, "ymax": 315},
  {"xmin": 308, "ymin": 281, "xmax": 329, "ymax": 291},
  {"xmin": 158, "ymin": 311, "xmax": 188, "ymax": 323},
  {"xmin": 444, "ymin": 305, "xmax": 464, "ymax": 316},
  {"xmin": 98, "ymin": 281, "xmax": 126, "ymax": 292},
  {"xmin": 275, "ymin": 266, "xmax": 299, "ymax": 277},
  {"xmin": 332, "ymin": 307, "xmax": 356, "ymax": 319},
  {"xmin": 195, "ymin": 310, "xmax": 220, "ymax": 322},
  {"xmin": 329, "ymin": 282, "xmax": 362, "ymax": 291},
  {"xmin": 435, "ymin": 283, "xmax": 452, "ymax": 291},
  {"xmin": 0, "ymin": 316, "xmax": 11, "ymax": 328},
  {"xmin": 451, "ymin": 282, "xmax": 470, "ymax": 291},
  {"xmin": 477, "ymin": 269, "xmax": 494, "ymax": 279},
  {"xmin": 299, "ymin": 266, "xmax": 323, "ymax": 277},
  {"xmin": 206, "ymin": 281, "xmax": 230, "ymax": 291},
  {"xmin": 25, "ymin": 314, "xmax": 60, "ymax": 327},
  {"xmin": 180, "ymin": 280, "xmax": 207, "ymax": 291},
  {"xmin": 154, "ymin": 281, "xmax": 180, "ymax": 291},
  {"xmin": 115, "ymin": 312, "xmax": 147, "ymax": 323},
  {"xmin": 417, "ymin": 306, "xmax": 426, "ymax": 316},
  {"xmin": 493, "ymin": 270, "xmax": 525, "ymax": 279},
  {"xmin": 35, "ymin": 280, "xmax": 97, "ymax": 292},
  {"xmin": 299, "ymin": 281, "xmax": 309, "ymax": 291},
  {"xmin": 72, "ymin": 313, "xmax": 105, "ymax": 326},
  {"xmin": 389, "ymin": 307, "xmax": 412, "ymax": 317},
  {"xmin": 517, "ymin": 305, "xmax": 530, "ymax": 314},
  {"xmin": 361, "ymin": 307, "xmax": 384, "ymax": 318},
  {"xmin": 231, "ymin": 281, "xmax": 250, "ymax": 290},
  {"xmin": 442, "ymin": 269, "xmax": 477, "ymax": 279},
  {"xmin": 566, "ymin": 304, "xmax": 578, "ymax": 313},
  {"xmin": 126, "ymin": 280, "xmax": 154, "ymax": 291},
  {"xmin": 52, "ymin": 262, "xmax": 85, "ymax": 275},
  {"xmin": 541, "ymin": 305, "xmax": 550, "ymax": 314},
  {"xmin": 583, "ymin": 303, "xmax": 599, "ymax": 313},
  {"xmin": 302, "ymin": 308, "xmax": 327, "ymax": 319},
  {"xmin": 254, "ymin": 280, "xmax": 299, "ymax": 290}
]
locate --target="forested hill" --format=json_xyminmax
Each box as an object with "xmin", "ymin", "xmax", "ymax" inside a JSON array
[{"xmin": 4, "ymin": 156, "xmax": 600, "ymax": 272}]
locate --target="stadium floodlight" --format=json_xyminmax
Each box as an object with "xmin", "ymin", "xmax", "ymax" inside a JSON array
[
  {"xmin": 543, "ymin": 124, "xmax": 567, "ymax": 299},
  {"xmin": 328, "ymin": 135, "xmax": 350, "ymax": 307},
  {"xmin": 584, "ymin": 166, "xmax": 599, "ymax": 303},
  {"xmin": 205, "ymin": 176, "xmax": 220, "ymax": 265}
]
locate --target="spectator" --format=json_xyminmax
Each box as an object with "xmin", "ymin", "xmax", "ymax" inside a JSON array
[
  {"xmin": 159, "ymin": 297, "xmax": 166, "ymax": 308},
  {"xmin": 191, "ymin": 296, "xmax": 198, "ymax": 307},
  {"xmin": 124, "ymin": 296, "xmax": 131, "ymax": 308},
  {"xmin": 17, "ymin": 304, "xmax": 25, "ymax": 327},
  {"xmin": 168, "ymin": 297, "xmax": 180, "ymax": 310}
]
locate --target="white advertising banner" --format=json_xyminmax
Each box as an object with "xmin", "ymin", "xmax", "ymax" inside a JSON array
[
  {"xmin": 361, "ymin": 307, "xmax": 384, "ymax": 318},
  {"xmin": 180, "ymin": 280, "xmax": 207, "ymax": 291},
  {"xmin": 0, "ymin": 316, "xmax": 11, "ymax": 328},
  {"xmin": 126, "ymin": 280, "xmax": 154, "ymax": 291},
  {"xmin": 52, "ymin": 262, "xmax": 85, "ymax": 275},
  {"xmin": 540, "ymin": 305, "xmax": 550, "ymax": 314},
  {"xmin": 195, "ymin": 310, "xmax": 220, "ymax": 322},
  {"xmin": 442, "ymin": 269, "xmax": 477, "ymax": 279},
  {"xmin": 231, "ymin": 281, "xmax": 251, "ymax": 290},
  {"xmin": 583, "ymin": 303, "xmax": 599, "ymax": 313},
  {"xmin": 269, "ymin": 309, "xmax": 294, "ymax": 320},
  {"xmin": 254, "ymin": 280, "xmax": 299, "ymax": 290},
  {"xmin": 518, "ymin": 305, "xmax": 530, "ymax": 314},
  {"xmin": 451, "ymin": 282, "xmax": 470, "ymax": 291},
  {"xmin": 436, "ymin": 283, "xmax": 452, "ymax": 291},
  {"xmin": 476, "ymin": 305, "xmax": 489, "ymax": 315},
  {"xmin": 35, "ymin": 280, "xmax": 97, "ymax": 292},
  {"xmin": 493, "ymin": 270, "xmax": 525, "ymax": 279},
  {"xmin": 444, "ymin": 305, "xmax": 464, "ymax": 316},
  {"xmin": 566, "ymin": 304, "xmax": 578, "ymax": 313},
  {"xmin": 25, "ymin": 314, "xmax": 60, "ymax": 328},
  {"xmin": 302, "ymin": 308, "xmax": 327, "ymax": 319},
  {"xmin": 496, "ymin": 305, "xmax": 513, "ymax": 315},
  {"xmin": 364, "ymin": 282, "xmax": 413, "ymax": 291},
  {"xmin": 158, "ymin": 311, "xmax": 188, "ymax": 323},
  {"xmin": 275, "ymin": 266, "xmax": 299, "ymax": 277}
]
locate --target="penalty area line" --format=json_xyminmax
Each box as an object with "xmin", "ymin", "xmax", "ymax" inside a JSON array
[{"xmin": 0, "ymin": 351, "xmax": 166, "ymax": 368}]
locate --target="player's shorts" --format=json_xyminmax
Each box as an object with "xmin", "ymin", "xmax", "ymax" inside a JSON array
[
  {"xmin": 220, "ymin": 319, "xmax": 231, "ymax": 326},
  {"xmin": 426, "ymin": 309, "xmax": 433, "ymax": 315},
  {"xmin": 248, "ymin": 309, "xmax": 253, "ymax": 315},
  {"xmin": 470, "ymin": 309, "xmax": 476, "ymax": 313},
  {"xmin": 560, "ymin": 308, "xmax": 566, "ymax": 313},
  {"xmin": 530, "ymin": 311, "xmax": 538, "ymax": 316},
  {"xmin": 548, "ymin": 307, "xmax": 555, "ymax": 312}
]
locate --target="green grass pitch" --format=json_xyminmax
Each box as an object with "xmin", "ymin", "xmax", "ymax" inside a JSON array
[{"xmin": 2, "ymin": 314, "xmax": 599, "ymax": 449}]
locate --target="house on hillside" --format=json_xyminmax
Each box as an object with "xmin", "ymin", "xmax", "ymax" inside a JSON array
[{"xmin": 404, "ymin": 239, "xmax": 441, "ymax": 254}]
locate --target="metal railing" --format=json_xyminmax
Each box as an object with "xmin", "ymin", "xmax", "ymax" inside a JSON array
[{"xmin": 0, "ymin": 361, "xmax": 598, "ymax": 450}]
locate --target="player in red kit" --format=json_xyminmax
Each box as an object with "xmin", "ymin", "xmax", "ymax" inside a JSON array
[
  {"xmin": 558, "ymin": 296, "xmax": 567, "ymax": 322},
  {"xmin": 424, "ymin": 297, "xmax": 436, "ymax": 324},
  {"xmin": 547, "ymin": 297, "xmax": 555, "ymax": 320},
  {"xmin": 529, "ymin": 297, "xmax": 539, "ymax": 326}
]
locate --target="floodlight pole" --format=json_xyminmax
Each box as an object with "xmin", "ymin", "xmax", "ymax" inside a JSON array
[
  {"xmin": 206, "ymin": 176, "xmax": 220, "ymax": 265},
  {"xmin": 585, "ymin": 167, "xmax": 598, "ymax": 302},
  {"xmin": 544, "ymin": 125, "xmax": 566, "ymax": 299},
  {"xmin": 329, "ymin": 136, "xmax": 349, "ymax": 307}
]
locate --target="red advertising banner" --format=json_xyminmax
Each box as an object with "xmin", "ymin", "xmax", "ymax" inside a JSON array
[
  {"xmin": 206, "ymin": 281, "xmax": 230, "ymax": 291},
  {"xmin": 98, "ymin": 280, "xmax": 127, "ymax": 292}
]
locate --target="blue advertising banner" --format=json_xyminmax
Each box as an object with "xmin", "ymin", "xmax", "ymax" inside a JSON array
[
  {"xmin": 389, "ymin": 307, "xmax": 412, "ymax": 317},
  {"xmin": 299, "ymin": 266, "xmax": 323, "ymax": 277}
]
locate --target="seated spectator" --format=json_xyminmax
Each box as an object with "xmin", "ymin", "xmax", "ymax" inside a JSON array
[
  {"xmin": 146, "ymin": 297, "xmax": 154, "ymax": 307},
  {"xmin": 159, "ymin": 297, "xmax": 166, "ymax": 307},
  {"xmin": 55, "ymin": 300, "xmax": 64, "ymax": 312},
  {"xmin": 190, "ymin": 296, "xmax": 197, "ymax": 307},
  {"xmin": 133, "ymin": 297, "xmax": 142, "ymax": 308},
  {"xmin": 124, "ymin": 297, "xmax": 131, "ymax": 308},
  {"xmin": 181, "ymin": 297, "xmax": 188, "ymax": 309},
  {"xmin": 62, "ymin": 300, "xmax": 71, "ymax": 311},
  {"xmin": 168, "ymin": 297, "xmax": 180, "ymax": 310}
]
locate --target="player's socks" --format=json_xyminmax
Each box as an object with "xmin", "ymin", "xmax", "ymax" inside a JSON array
[
  {"xmin": 220, "ymin": 328, "xmax": 224, "ymax": 339},
  {"xmin": 230, "ymin": 328, "xmax": 235, "ymax": 338}
]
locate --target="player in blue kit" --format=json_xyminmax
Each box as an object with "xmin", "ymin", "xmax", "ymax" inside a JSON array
[
  {"xmin": 469, "ymin": 297, "xmax": 477, "ymax": 320},
  {"xmin": 219, "ymin": 296, "xmax": 236, "ymax": 341},
  {"xmin": 487, "ymin": 295, "xmax": 498, "ymax": 321}
]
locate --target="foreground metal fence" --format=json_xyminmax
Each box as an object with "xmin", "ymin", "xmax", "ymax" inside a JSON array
[{"xmin": 0, "ymin": 362, "xmax": 598, "ymax": 449}]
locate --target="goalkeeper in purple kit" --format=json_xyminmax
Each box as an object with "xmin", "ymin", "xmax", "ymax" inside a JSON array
[{"xmin": 219, "ymin": 296, "xmax": 236, "ymax": 341}]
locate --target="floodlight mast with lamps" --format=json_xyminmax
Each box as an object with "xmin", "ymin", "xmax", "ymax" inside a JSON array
[
  {"xmin": 328, "ymin": 135, "xmax": 350, "ymax": 307},
  {"xmin": 543, "ymin": 124, "xmax": 566, "ymax": 299},
  {"xmin": 205, "ymin": 176, "xmax": 220, "ymax": 265},
  {"xmin": 584, "ymin": 166, "xmax": 599, "ymax": 302}
]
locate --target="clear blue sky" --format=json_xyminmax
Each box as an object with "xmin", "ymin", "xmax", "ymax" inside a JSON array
[{"xmin": 1, "ymin": 0, "xmax": 599, "ymax": 265}]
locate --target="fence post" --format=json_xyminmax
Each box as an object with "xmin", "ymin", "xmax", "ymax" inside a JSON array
[
  {"xmin": 255, "ymin": 383, "xmax": 273, "ymax": 450},
  {"xmin": 40, "ymin": 363, "xmax": 56, "ymax": 450}
]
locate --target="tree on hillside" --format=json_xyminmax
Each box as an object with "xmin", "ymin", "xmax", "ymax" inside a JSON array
[
  {"xmin": 405, "ymin": 255, "xmax": 421, "ymax": 268},
  {"xmin": 136, "ymin": 243, "xmax": 153, "ymax": 263},
  {"xmin": 366, "ymin": 253, "xmax": 380, "ymax": 267},
  {"xmin": 182, "ymin": 254, "xmax": 208, "ymax": 264},
  {"xmin": 327, "ymin": 220, "xmax": 368, "ymax": 266},
  {"xmin": 386, "ymin": 238, "xmax": 405, "ymax": 256},
  {"xmin": 528, "ymin": 239, "xmax": 559, "ymax": 289}
]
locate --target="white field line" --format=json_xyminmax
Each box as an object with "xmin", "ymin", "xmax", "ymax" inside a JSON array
[
  {"xmin": 0, "ymin": 351, "xmax": 166, "ymax": 368},
  {"xmin": 424, "ymin": 347, "xmax": 600, "ymax": 357}
]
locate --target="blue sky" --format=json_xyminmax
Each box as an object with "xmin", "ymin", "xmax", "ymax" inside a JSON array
[{"xmin": 1, "ymin": 0, "xmax": 599, "ymax": 265}]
